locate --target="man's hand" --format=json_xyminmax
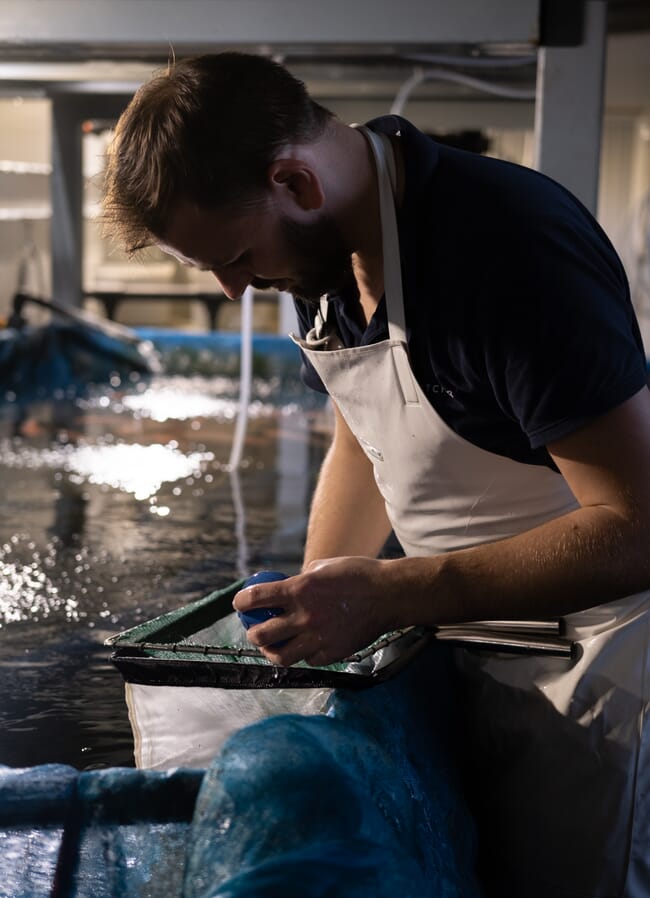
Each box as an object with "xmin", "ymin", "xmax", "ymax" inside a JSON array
[{"xmin": 232, "ymin": 556, "xmax": 397, "ymax": 667}]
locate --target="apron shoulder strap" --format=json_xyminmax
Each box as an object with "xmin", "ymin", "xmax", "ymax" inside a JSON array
[{"xmin": 354, "ymin": 126, "xmax": 408, "ymax": 347}]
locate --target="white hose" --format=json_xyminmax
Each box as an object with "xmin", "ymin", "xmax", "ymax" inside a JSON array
[
  {"xmin": 228, "ymin": 285, "xmax": 254, "ymax": 578},
  {"xmin": 228, "ymin": 285, "xmax": 254, "ymax": 470},
  {"xmin": 229, "ymin": 467, "xmax": 249, "ymax": 579}
]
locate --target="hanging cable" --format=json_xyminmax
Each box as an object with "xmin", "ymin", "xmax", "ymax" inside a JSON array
[{"xmin": 390, "ymin": 66, "xmax": 536, "ymax": 116}]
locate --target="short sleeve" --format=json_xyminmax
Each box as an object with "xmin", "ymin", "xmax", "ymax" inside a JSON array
[{"xmin": 481, "ymin": 213, "xmax": 647, "ymax": 449}]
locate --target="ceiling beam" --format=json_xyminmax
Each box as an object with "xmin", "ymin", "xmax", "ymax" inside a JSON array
[{"xmin": 0, "ymin": 0, "xmax": 540, "ymax": 49}]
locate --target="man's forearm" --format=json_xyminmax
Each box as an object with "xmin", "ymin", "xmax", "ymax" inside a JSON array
[
  {"xmin": 388, "ymin": 392, "xmax": 650, "ymax": 628},
  {"xmin": 303, "ymin": 409, "xmax": 392, "ymax": 568},
  {"xmin": 387, "ymin": 503, "xmax": 650, "ymax": 628}
]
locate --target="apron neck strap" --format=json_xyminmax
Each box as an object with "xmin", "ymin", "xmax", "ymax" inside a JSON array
[{"xmin": 354, "ymin": 125, "xmax": 408, "ymax": 345}]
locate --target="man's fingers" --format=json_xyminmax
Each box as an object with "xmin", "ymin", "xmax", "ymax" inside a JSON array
[
  {"xmin": 256, "ymin": 633, "xmax": 340, "ymax": 669},
  {"xmin": 303, "ymin": 649, "xmax": 337, "ymax": 668},
  {"xmin": 233, "ymin": 584, "xmax": 278, "ymax": 611},
  {"xmin": 245, "ymin": 618, "xmax": 294, "ymax": 647},
  {"xmin": 258, "ymin": 638, "xmax": 310, "ymax": 668}
]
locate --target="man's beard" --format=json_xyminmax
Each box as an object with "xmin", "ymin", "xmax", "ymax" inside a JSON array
[{"xmin": 251, "ymin": 214, "xmax": 354, "ymax": 305}]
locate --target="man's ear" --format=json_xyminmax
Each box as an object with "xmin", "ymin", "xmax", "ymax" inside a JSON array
[{"xmin": 267, "ymin": 159, "xmax": 324, "ymax": 212}]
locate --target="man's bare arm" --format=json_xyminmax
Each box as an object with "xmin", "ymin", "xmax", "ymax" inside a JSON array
[{"xmin": 302, "ymin": 400, "xmax": 392, "ymax": 566}]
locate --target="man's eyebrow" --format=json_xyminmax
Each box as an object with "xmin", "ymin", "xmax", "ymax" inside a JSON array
[{"xmin": 196, "ymin": 256, "xmax": 237, "ymax": 272}]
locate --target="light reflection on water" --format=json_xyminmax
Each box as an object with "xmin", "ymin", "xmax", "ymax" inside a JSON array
[
  {"xmin": 103, "ymin": 376, "xmax": 286, "ymax": 422},
  {"xmin": 81, "ymin": 375, "xmax": 305, "ymax": 423},
  {"xmin": 0, "ymin": 374, "xmax": 331, "ymax": 769},
  {"xmin": 0, "ymin": 440, "xmax": 215, "ymax": 500},
  {"xmin": 0, "ymin": 542, "xmax": 79, "ymax": 626}
]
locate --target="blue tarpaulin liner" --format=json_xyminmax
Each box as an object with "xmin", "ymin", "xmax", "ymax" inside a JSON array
[
  {"xmin": 0, "ymin": 644, "xmax": 481, "ymax": 897},
  {"xmin": 0, "ymin": 293, "xmax": 160, "ymax": 405}
]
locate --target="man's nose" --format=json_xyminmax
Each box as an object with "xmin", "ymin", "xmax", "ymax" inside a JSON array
[{"xmin": 211, "ymin": 269, "xmax": 250, "ymax": 301}]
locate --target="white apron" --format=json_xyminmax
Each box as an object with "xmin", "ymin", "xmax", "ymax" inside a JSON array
[{"xmin": 291, "ymin": 125, "xmax": 650, "ymax": 898}]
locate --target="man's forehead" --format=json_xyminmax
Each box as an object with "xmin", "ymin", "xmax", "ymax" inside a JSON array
[{"xmin": 163, "ymin": 199, "xmax": 218, "ymax": 243}]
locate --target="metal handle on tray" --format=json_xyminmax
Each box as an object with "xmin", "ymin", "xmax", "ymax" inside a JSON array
[{"xmin": 434, "ymin": 621, "xmax": 575, "ymax": 657}]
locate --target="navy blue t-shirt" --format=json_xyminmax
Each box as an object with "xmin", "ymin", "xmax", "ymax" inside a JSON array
[{"xmin": 295, "ymin": 115, "xmax": 646, "ymax": 469}]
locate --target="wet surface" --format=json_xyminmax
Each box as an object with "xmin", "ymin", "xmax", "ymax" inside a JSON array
[{"xmin": 0, "ymin": 374, "xmax": 331, "ymax": 769}]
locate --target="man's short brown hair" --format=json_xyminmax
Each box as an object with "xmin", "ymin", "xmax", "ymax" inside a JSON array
[{"xmin": 103, "ymin": 53, "xmax": 334, "ymax": 253}]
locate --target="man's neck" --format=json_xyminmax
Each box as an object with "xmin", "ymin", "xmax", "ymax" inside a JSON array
[{"xmin": 351, "ymin": 253, "xmax": 383, "ymax": 326}]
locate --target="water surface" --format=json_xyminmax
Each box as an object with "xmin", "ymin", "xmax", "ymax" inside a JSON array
[{"xmin": 0, "ymin": 373, "xmax": 331, "ymax": 769}]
